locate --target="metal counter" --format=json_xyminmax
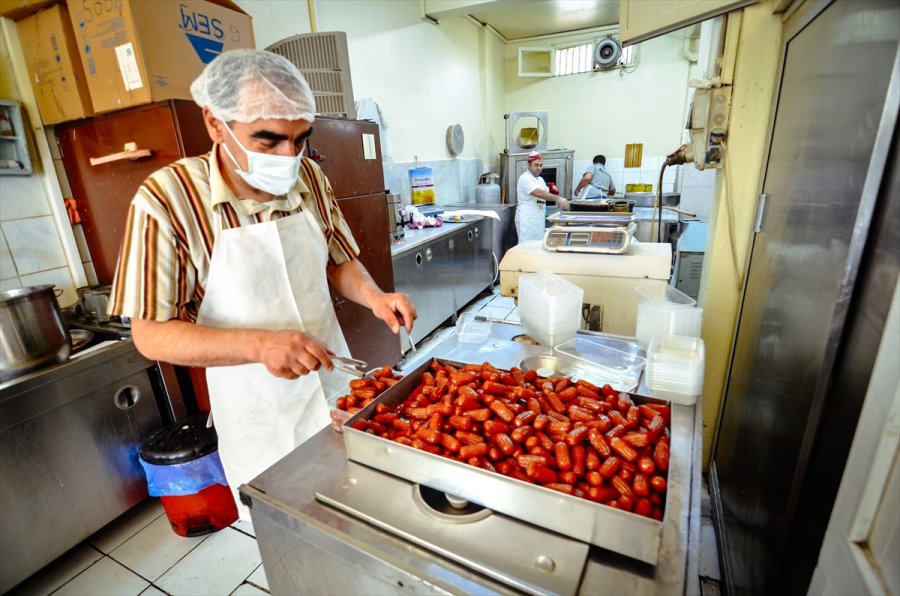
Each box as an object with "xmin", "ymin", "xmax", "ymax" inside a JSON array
[
  {"xmin": 242, "ymin": 322, "xmax": 702, "ymax": 595},
  {"xmin": 0, "ymin": 337, "xmax": 183, "ymax": 592},
  {"xmin": 391, "ymin": 215, "xmax": 486, "ymax": 258}
]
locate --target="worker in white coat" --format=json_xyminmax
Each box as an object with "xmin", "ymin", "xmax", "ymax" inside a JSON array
[
  {"xmin": 515, "ymin": 151, "xmax": 570, "ymax": 242},
  {"xmin": 108, "ymin": 49, "xmax": 416, "ymax": 519}
]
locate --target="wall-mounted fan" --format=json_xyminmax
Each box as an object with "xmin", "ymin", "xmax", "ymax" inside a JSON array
[{"xmin": 593, "ymin": 36, "xmax": 622, "ymax": 70}]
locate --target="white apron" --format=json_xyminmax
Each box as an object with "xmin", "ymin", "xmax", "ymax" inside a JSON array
[
  {"xmin": 515, "ymin": 199, "xmax": 547, "ymax": 243},
  {"xmin": 197, "ymin": 209, "xmax": 352, "ymax": 520}
]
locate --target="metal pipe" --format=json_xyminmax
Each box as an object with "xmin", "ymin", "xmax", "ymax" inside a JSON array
[{"xmin": 307, "ymin": 0, "xmax": 317, "ymax": 33}]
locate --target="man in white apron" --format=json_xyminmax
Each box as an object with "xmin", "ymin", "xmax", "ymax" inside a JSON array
[
  {"xmin": 108, "ymin": 50, "xmax": 416, "ymax": 520},
  {"xmin": 515, "ymin": 151, "xmax": 571, "ymax": 243}
]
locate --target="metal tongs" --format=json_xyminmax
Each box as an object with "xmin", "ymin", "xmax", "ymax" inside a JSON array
[{"xmin": 331, "ymin": 355, "xmax": 369, "ymax": 377}]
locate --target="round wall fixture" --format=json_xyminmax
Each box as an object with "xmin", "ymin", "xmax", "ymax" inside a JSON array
[
  {"xmin": 593, "ymin": 37, "xmax": 622, "ymax": 69},
  {"xmin": 446, "ymin": 124, "xmax": 464, "ymax": 156}
]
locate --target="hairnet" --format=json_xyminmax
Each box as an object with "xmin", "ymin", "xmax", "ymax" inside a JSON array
[{"xmin": 190, "ymin": 49, "xmax": 316, "ymax": 123}]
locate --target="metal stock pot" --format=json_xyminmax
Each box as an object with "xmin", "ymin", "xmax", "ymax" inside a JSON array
[{"xmin": 0, "ymin": 285, "xmax": 71, "ymax": 381}]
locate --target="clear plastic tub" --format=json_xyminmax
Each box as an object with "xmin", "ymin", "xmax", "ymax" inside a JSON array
[
  {"xmin": 645, "ymin": 334, "xmax": 705, "ymax": 404},
  {"xmin": 635, "ymin": 283, "xmax": 697, "ymax": 307},
  {"xmin": 635, "ymin": 283, "xmax": 702, "ymax": 349},
  {"xmin": 456, "ymin": 313, "xmax": 492, "ymax": 344},
  {"xmin": 518, "ymin": 271, "xmax": 584, "ymax": 349},
  {"xmin": 554, "ymin": 336, "xmax": 645, "ymax": 392}
]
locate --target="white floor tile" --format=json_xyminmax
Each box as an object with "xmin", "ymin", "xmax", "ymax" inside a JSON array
[
  {"xmin": 232, "ymin": 582, "xmax": 268, "ymax": 595},
  {"xmin": 478, "ymin": 305, "xmax": 514, "ymax": 320},
  {"xmin": 155, "ymin": 528, "xmax": 261, "ymax": 596},
  {"xmin": 109, "ymin": 515, "xmax": 207, "ymax": 582},
  {"xmin": 488, "ymin": 295, "xmax": 516, "ymax": 308},
  {"xmin": 140, "ymin": 586, "xmax": 168, "ymax": 596},
  {"xmin": 230, "ymin": 518, "xmax": 256, "ymax": 538},
  {"xmin": 7, "ymin": 543, "xmax": 103, "ymax": 596},
  {"xmin": 246, "ymin": 564, "xmax": 268, "ymax": 590},
  {"xmin": 91, "ymin": 498, "xmax": 166, "ymax": 554},
  {"xmin": 699, "ymin": 517, "xmax": 721, "ymax": 580},
  {"xmin": 54, "ymin": 557, "xmax": 149, "ymax": 596}
]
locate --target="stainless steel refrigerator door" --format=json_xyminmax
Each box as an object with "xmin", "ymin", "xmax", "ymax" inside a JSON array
[{"xmin": 711, "ymin": 1, "xmax": 899, "ymax": 593}]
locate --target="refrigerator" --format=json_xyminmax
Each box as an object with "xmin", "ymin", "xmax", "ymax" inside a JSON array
[
  {"xmin": 304, "ymin": 117, "xmax": 400, "ymax": 367},
  {"xmin": 709, "ymin": 1, "xmax": 900, "ymax": 594}
]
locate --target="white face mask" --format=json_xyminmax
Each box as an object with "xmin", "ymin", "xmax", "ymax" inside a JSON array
[{"xmin": 221, "ymin": 122, "xmax": 304, "ymax": 196}]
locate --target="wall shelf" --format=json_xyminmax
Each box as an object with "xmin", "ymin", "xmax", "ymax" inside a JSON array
[{"xmin": 0, "ymin": 99, "xmax": 33, "ymax": 176}]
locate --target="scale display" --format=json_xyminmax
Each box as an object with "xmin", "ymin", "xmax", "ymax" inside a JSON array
[{"xmin": 543, "ymin": 222, "xmax": 636, "ymax": 254}]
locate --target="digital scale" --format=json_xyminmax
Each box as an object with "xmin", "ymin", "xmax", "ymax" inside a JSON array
[{"xmin": 543, "ymin": 212, "xmax": 637, "ymax": 254}]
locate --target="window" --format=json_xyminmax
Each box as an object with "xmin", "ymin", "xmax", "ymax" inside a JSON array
[
  {"xmin": 555, "ymin": 42, "xmax": 594, "ymax": 76},
  {"xmin": 553, "ymin": 40, "xmax": 636, "ymax": 76}
]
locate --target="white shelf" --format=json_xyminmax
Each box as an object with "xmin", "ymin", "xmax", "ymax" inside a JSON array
[{"xmin": 0, "ymin": 99, "xmax": 33, "ymax": 176}]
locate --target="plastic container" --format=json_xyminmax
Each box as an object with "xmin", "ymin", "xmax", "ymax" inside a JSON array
[
  {"xmin": 645, "ymin": 334, "xmax": 705, "ymax": 404},
  {"xmin": 635, "ymin": 283, "xmax": 702, "ymax": 349},
  {"xmin": 327, "ymin": 393, "xmax": 353, "ymax": 432},
  {"xmin": 140, "ymin": 415, "xmax": 238, "ymax": 537},
  {"xmin": 518, "ymin": 271, "xmax": 584, "ymax": 349},
  {"xmin": 456, "ymin": 313, "xmax": 493, "ymax": 344},
  {"xmin": 554, "ymin": 336, "xmax": 645, "ymax": 392}
]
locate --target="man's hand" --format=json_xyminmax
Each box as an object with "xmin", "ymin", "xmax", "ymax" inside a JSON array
[
  {"xmin": 558, "ymin": 198, "xmax": 570, "ymax": 211},
  {"xmin": 369, "ymin": 292, "xmax": 417, "ymax": 334},
  {"xmin": 258, "ymin": 329, "xmax": 335, "ymax": 380},
  {"xmin": 130, "ymin": 318, "xmax": 336, "ymax": 380}
]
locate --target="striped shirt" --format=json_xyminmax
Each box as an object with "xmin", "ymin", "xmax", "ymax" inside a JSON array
[{"xmin": 109, "ymin": 145, "xmax": 360, "ymax": 323}]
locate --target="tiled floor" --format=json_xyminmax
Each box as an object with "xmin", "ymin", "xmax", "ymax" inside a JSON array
[
  {"xmin": 15, "ymin": 285, "xmax": 721, "ymax": 595},
  {"xmin": 9, "ymin": 499, "xmax": 268, "ymax": 596}
]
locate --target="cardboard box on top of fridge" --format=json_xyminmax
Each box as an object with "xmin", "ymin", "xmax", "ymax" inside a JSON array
[
  {"xmin": 16, "ymin": 4, "xmax": 94, "ymax": 125},
  {"xmin": 0, "ymin": 0, "xmax": 56, "ymax": 21},
  {"xmin": 67, "ymin": 0, "xmax": 254, "ymax": 114}
]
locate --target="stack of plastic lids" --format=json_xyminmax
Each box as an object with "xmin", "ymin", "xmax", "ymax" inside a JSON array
[
  {"xmin": 554, "ymin": 336, "xmax": 645, "ymax": 393},
  {"xmin": 635, "ymin": 283, "xmax": 703, "ymax": 349},
  {"xmin": 645, "ymin": 334, "xmax": 705, "ymax": 404},
  {"xmin": 518, "ymin": 271, "xmax": 584, "ymax": 349}
]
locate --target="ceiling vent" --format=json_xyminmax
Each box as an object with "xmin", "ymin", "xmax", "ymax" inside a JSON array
[
  {"xmin": 593, "ymin": 36, "xmax": 622, "ymax": 70},
  {"xmin": 266, "ymin": 32, "xmax": 355, "ymax": 118}
]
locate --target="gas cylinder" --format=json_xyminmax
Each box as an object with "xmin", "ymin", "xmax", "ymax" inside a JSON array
[{"xmin": 475, "ymin": 172, "xmax": 501, "ymax": 204}]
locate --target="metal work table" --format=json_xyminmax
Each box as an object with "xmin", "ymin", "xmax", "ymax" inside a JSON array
[
  {"xmin": 390, "ymin": 214, "xmax": 486, "ymax": 258},
  {"xmin": 242, "ymin": 322, "xmax": 702, "ymax": 595}
]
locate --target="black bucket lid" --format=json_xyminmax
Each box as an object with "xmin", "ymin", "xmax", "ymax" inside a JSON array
[{"xmin": 141, "ymin": 414, "xmax": 219, "ymax": 465}]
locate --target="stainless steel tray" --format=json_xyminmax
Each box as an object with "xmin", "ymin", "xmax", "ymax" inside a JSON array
[{"xmin": 343, "ymin": 357, "xmax": 670, "ymax": 565}]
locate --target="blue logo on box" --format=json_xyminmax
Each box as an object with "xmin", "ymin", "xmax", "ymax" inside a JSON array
[
  {"xmin": 184, "ymin": 34, "xmax": 223, "ymax": 64},
  {"xmin": 179, "ymin": 5, "xmax": 226, "ymax": 64}
]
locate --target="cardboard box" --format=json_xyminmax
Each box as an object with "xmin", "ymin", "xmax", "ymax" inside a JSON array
[
  {"xmin": 0, "ymin": 0, "xmax": 56, "ymax": 21},
  {"xmin": 67, "ymin": 0, "xmax": 254, "ymax": 114},
  {"xmin": 16, "ymin": 4, "xmax": 93, "ymax": 125}
]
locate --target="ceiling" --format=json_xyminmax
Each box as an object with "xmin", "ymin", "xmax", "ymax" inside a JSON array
[{"xmin": 428, "ymin": 1, "xmax": 620, "ymax": 42}]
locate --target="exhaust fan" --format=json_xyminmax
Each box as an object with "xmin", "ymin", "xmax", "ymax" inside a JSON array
[{"xmin": 593, "ymin": 36, "xmax": 622, "ymax": 70}]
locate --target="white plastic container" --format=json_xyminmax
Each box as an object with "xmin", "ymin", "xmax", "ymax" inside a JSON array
[
  {"xmin": 456, "ymin": 313, "xmax": 492, "ymax": 344},
  {"xmin": 554, "ymin": 336, "xmax": 645, "ymax": 392},
  {"xmin": 645, "ymin": 334, "xmax": 705, "ymax": 404},
  {"xmin": 635, "ymin": 283, "xmax": 702, "ymax": 349},
  {"xmin": 518, "ymin": 271, "xmax": 584, "ymax": 349}
]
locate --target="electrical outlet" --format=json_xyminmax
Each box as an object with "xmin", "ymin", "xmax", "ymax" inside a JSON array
[{"xmin": 689, "ymin": 86, "xmax": 732, "ymax": 170}]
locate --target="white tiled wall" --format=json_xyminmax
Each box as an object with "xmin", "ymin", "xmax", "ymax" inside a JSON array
[
  {"xmin": 384, "ymin": 158, "xmax": 484, "ymax": 205},
  {"xmin": 679, "ymin": 166, "xmax": 718, "ymax": 220},
  {"xmin": 572, "ymin": 156, "xmax": 681, "ymax": 196},
  {"xmin": 0, "ymin": 168, "xmax": 80, "ymax": 306}
]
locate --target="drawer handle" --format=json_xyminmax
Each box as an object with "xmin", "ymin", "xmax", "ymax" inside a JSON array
[
  {"xmin": 415, "ymin": 252, "xmax": 423, "ymax": 266},
  {"xmin": 468, "ymin": 229, "xmax": 474, "ymax": 241},
  {"xmin": 114, "ymin": 385, "xmax": 141, "ymax": 410},
  {"xmin": 90, "ymin": 142, "xmax": 153, "ymax": 166}
]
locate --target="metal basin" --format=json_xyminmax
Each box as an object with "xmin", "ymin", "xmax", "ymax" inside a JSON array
[
  {"xmin": 519, "ymin": 354, "xmax": 560, "ymax": 377},
  {"xmin": 0, "ymin": 285, "xmax": 71, "ymax": 381}
]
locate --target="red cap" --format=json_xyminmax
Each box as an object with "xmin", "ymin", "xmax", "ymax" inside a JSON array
[{"xmin": 527, "ymin": 150, "xmax": 542, "ymax": 162}]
